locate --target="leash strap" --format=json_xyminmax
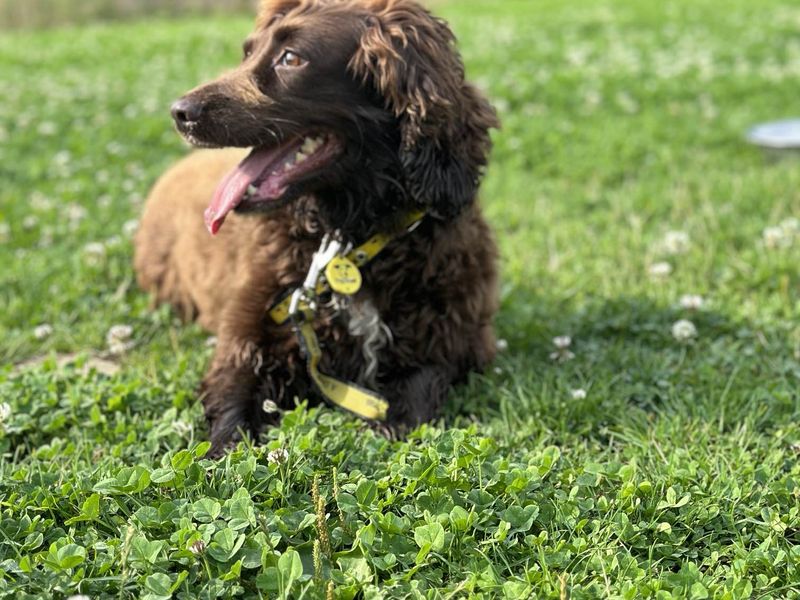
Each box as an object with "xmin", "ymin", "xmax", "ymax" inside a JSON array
[
  {"xmin": 267, "ymin": 210, "xmax": 425, "ymax": 422},
  {"xmin": 295, "ymin": 317, "xmax": 390, "ymax": 420}
]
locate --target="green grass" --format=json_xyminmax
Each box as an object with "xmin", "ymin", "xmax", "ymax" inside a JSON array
[
  {"xmin": 2, "ymin": 0, "xmax": 800, "ymax": 597},
  {"xmin": 0, "ymin": 0, "xmax": 253, "ymax": 29}
]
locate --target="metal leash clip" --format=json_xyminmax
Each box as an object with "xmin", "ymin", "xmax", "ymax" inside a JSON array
[{"xmin": 288, "ymin": 233, "xmax": 343, "ymax": 319}]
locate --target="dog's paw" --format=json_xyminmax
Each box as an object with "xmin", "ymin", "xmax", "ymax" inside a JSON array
[
  {"xmin": 207, "ymin": 409, "xmax": 253, "ymax": 457},
  {"xmin": 207, "ymin": 434, "xmax": 243, "ymax": 459},
  {"xmin": 367, "ymin": 420, "xmax": 403, "ymax": 441}
]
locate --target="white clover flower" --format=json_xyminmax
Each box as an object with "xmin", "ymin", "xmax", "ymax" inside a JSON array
[
  {"xmin": 662, "ymin": 230, "xmax": 690, "ymax": 255},
  {"xmin": 65, "ymin": 596, "xmax": 91, "ymax": 600},
  {"xmin": 552, "ymin": 336, "xmax": 572, "ymax": 349},
  {"xmin": 34, "ymin": 324, "xmax": 53, "ymax": 340},
  {"xmin": 550, "ymin": 349, "xmax": 575, "ymax": 362},
  {"xmin": 37, "ymin": 121, "xmax": 57, "ymax": 136},
  {"xmin": 496, "ymin": 338, "xmax": 509, "ymax": 352},
  {"xmin": 98, "ymin": 194, "xmax": 112, "ymax": 208},
  {"xmin": 679, "ymin": 294, "xmax": 704, "ymax": 310},
  {"xmin": 107, "ymin": 324, "xmax": 133, "ymax": 342},
  {"xmin": 763, "ymin": 226, "xmax": 789, "ymax": 249},
  {"xmin": 122, "ymin": 219, "xmax": 139, "ymax": 237},
  {"xmin": 66, "ymin": 204, "xmax": 87, "ymax": 223},
  {"xmin": 83, "ymin": 242, "xmax": 106, "ymax": 266},
  {"xmin": 648, "ymin": 262, "xmax": 672, "ymax": 278},
  {"xmin": 108, "ymin": 341, "xmax": 134, "ymax": 356},
  {"xmin": 780, "ymin": 217, "xmax": 799, "ymax": 233},
  {"xmin": 0, "ymin": 403, "xmax": 11, "ymax": 422},
  {"xmin": 106, "ymin": 325, "xmax": 133, "ymax": 340},
  {"xmin": 0, "ymin": 222, "xmax": 9, "ymax": 243},
  {"xmin": 763, "ymin": 219, "xmax": 799, "ymax": 249},
  {"xmin": 566, "ymin": 47, "xmax": 588, "ymax": 67},
  {"xmin": 550, "ymin": 335, "xmax": 575, "ymax": 362},
  {"xmin": 173, "ymin": 420, "xmax": 193, "ymax": 435},
  {"xmin": 493, "ymin": 98, "xmax": 510, "ymax": 114},
  {"xmin": 671, "ymin": 319, "xmax": 698, "ymax": 342},
  {"xmin": 262, "ymin": 399, "xmax": 279, "ymax": 414},
  {"xmin": 267, "ymin": 447, "xmax": 289, "ymax": 465},
  {"xmin": 570, "ymin": 388, "xmax": 587, "ymax": 400},
  {"xmin": 22, "ymin": 215, "xmax": 38, "ymax": 229},
  {"xmin": 107, "ymin": 324, "xmax": 134, "ymax": 355},
  {"xmin": 189, "ymin": 540, "xmax": 206, "ymax": 554},
  {"xmin": 53, "ymin": 150, "xmax": 71, "ymax": 165},
  {"xmin": 30, "ymin": 192, "xmax": 53, "ymax": 211}
]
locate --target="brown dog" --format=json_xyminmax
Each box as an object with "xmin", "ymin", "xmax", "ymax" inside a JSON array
[{"xmin": 134, "ymin": 0, "xmax": 500, "ymax": 455}]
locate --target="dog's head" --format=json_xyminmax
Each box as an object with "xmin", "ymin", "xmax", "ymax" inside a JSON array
[{"xmin": 172, "ymin": 0, "xmax": 498, "ymax": 236}]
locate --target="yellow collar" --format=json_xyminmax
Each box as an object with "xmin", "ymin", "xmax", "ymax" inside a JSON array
[{"xmin": 267, "ymin": 210, "xmax": 424, "ymax": 325}]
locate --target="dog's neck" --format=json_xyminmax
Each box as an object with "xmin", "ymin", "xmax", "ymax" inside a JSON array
[{"xmin": 289, "ymin": 173, "xmax": 418, "ymax": 243}]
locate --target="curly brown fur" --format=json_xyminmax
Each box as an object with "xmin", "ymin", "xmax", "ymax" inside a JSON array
[{"xmin": 134, "ymin": 0, "xmax": 500, "ymax": 455}]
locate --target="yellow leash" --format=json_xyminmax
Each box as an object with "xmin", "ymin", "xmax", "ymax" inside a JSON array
[
  {"xmin": 267, "ymin": 211, "xmax": 425, "ymax": 421},
  {"xmin": 295, "ymin": 318, "xmax": 390, "ymax": 421}
]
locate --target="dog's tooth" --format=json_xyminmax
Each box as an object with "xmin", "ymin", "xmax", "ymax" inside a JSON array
[
  {"xmin": 301, "ymin": 138, "xmax": 316, "ymax": 154},
  {"xmin": 295, "ymin": 151, "xmax": 308, "ymax": 163},
  {"xmin": 246, "ymin": 184, "xmax": 258, "ymax": 196},
  {"xmin": 302, "ymin": 137, "xmax": 322, "ymax": 154}
]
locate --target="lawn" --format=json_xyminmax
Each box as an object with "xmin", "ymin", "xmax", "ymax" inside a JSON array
[{"xmin": 1, "ymin": 0, "xmax": 800, "ymax": 597}]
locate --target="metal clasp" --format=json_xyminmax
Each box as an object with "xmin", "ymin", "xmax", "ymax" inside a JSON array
[{"xmin": 288, "ymin": 233, "xmax": 343, "ymax": 318}]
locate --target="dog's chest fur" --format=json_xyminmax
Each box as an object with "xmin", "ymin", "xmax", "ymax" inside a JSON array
[
  {"xmin": 263, "ymin": 196, "xmax": 395, "ymax": 388},
  {"xmin": 231, "ymin": 193, "xmax": 495, "ymax": 413}
]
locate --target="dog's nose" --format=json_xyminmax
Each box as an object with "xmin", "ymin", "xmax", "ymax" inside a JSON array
[{"xmin": 171, "ymin": 98, "xmax": 204, "ymax": 125}]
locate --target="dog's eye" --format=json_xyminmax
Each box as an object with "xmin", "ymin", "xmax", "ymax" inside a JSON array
[{"xmin": 277, "ymin": 50, "xmax": 306, "ymax": 68}]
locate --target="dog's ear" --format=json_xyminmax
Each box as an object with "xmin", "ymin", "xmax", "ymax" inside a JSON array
[
  {"xmin": 256, "ymin": 0, "xmax": 299, "ymax": 28},
  {"xmin": 350, "ymin": 2, "xmax": 499, "ymax": 219}
]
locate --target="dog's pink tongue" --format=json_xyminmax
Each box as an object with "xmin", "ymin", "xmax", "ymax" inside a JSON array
[{"xmin": 204, "ymin": 146, "xmax": 286, "ymax": 235}]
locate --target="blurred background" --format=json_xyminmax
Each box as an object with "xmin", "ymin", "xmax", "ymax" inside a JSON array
[{"xmin": 0, "ymin": 0, "xmax": 256, "ymax": 28}]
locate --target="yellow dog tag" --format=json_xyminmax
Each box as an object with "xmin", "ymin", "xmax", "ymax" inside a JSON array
[{"xmin": 325, "ymin": 256, "xmax": 362, "ymax": 296}]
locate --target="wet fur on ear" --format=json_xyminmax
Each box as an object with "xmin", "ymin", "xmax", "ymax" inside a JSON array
[{"xmin": 350, "ymin": 1, "xmax": 499, "ymax": 219}]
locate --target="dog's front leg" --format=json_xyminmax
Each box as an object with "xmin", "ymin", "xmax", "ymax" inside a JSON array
[
  {"xmin": 383, "ymin": 365, "xmax": 455, "ymax": 432},
  {"xmin": 199, "ymin": 290, "xmax": 281, "ymax": 456},
  {"xmin": 200, "ymin": 337, "xmax": 266, "ymax": 456}
]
